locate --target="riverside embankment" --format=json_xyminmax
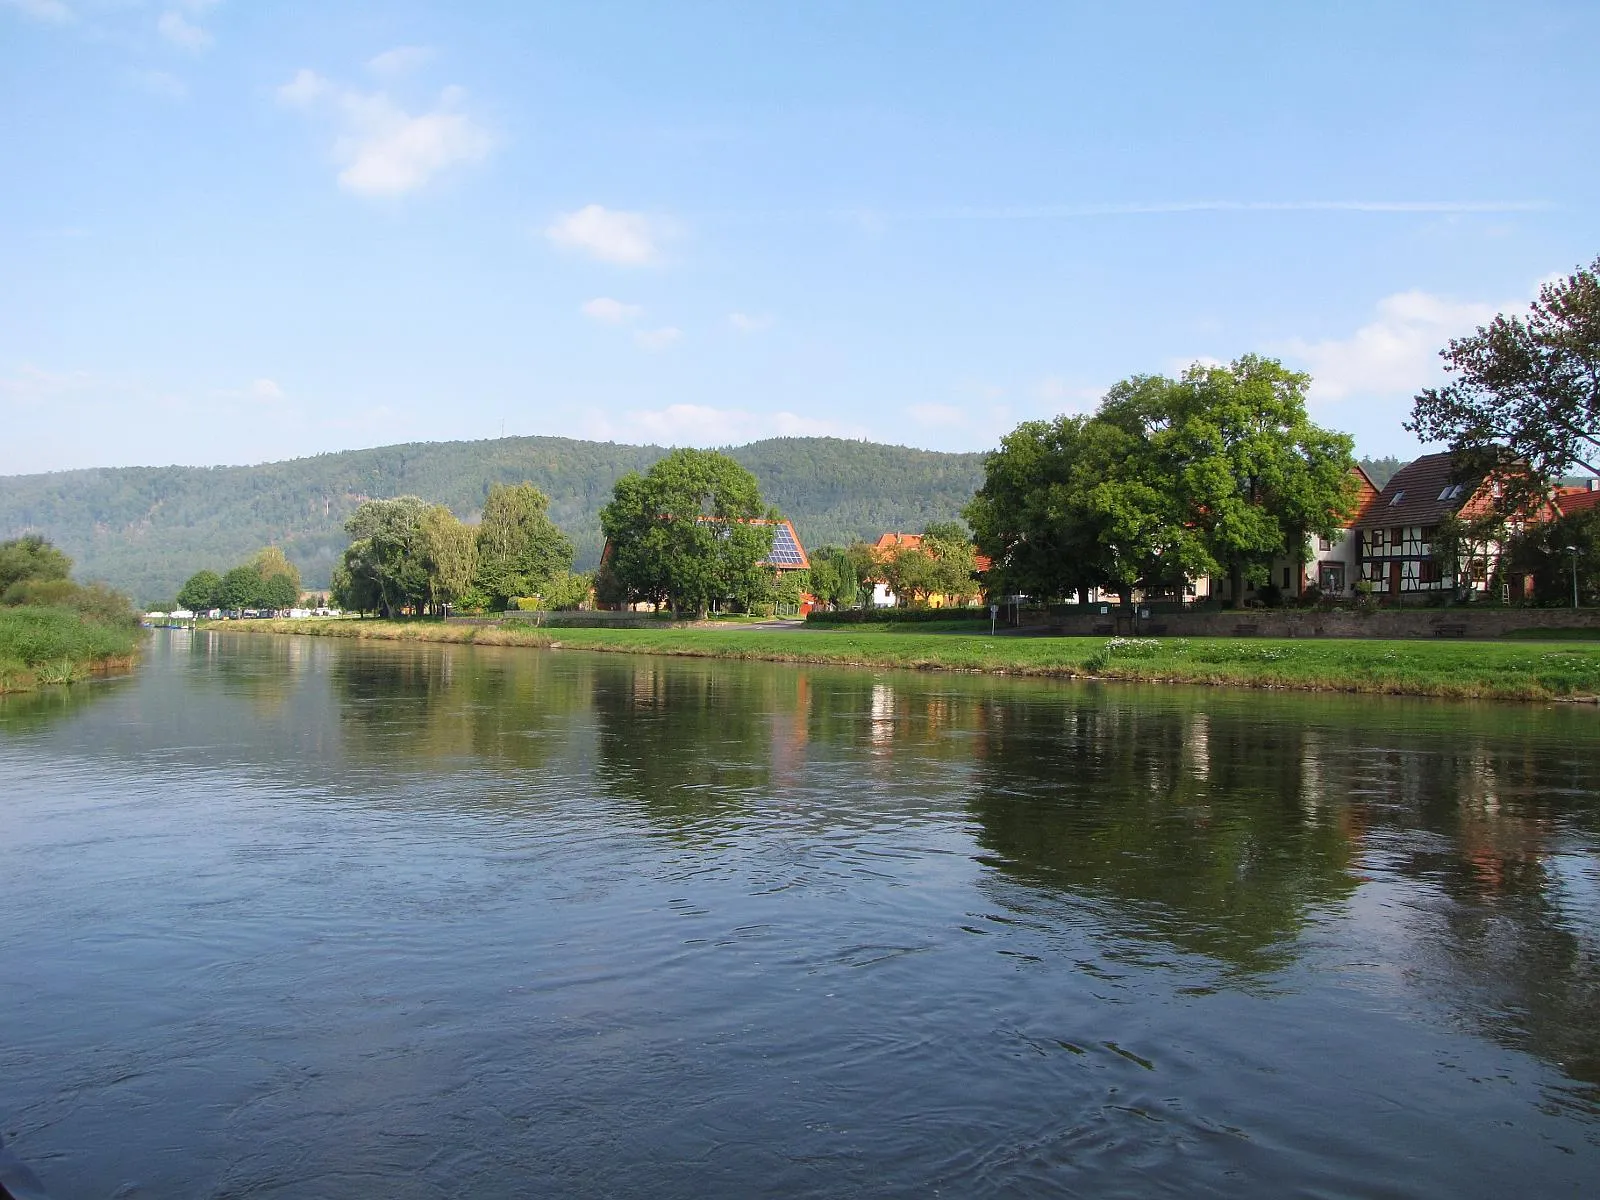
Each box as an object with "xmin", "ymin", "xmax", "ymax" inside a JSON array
[
  {"xmin": 206, "ymin": 618, "xmax": 1600, "ymax": 701},
  {"xmin": 0, "ymin": 605, "xmax": 142, "ymax": 694}
]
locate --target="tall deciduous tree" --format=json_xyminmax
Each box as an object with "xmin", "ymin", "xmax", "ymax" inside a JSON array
[
  {"xmin": 966, "ymin": 417, "xmax": 1107, "ymax": 604},
  {"xmin": 1103, "ymin": 357, "xmax": 1355, "ymax": 601},
  {"xmin": 419, "ymin": 505, "xmax": 479, "ymax": 612},
  {"xmin": 250, "ymin": 546, "xmax": 302, "ymax": 597},
  {"xmin": 599, "ymin": 449, "xmax": 775, "ymax": 616},
  {"xmin": 341, "ymin": 496, "xmax": 431, "ymax": 618},
  {"xmin": 218, "ymin": 565, "xmax": 265, "ymax": 610},
  {"xmin": 473, "ymin": 483, "xmax": 574, "ymax": 609},
  {"xmin": 1408, "ymin": 257, "xmax": 1600, "ymax": 492},
  {"xmin": 970, "ymin": 356, "xmax": 1354, "ymax": 608},
  {"xmin": 176, "ymin": 569, "xmax": 222, "ymax": 612}
]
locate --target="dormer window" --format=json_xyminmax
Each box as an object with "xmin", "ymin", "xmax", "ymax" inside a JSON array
[
  {"xmin": 1388, "ymin": 490, "xmax": 1405, "ymax": 506},
  {"xmin": 1436, "ymin": 483, "xmax": 1466, "ymax": 502}
]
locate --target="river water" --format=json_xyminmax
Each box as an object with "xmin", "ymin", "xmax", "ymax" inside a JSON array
[{"xmin": 2, "ymin": 630, "xmax": 1598, "ymax": 1197}]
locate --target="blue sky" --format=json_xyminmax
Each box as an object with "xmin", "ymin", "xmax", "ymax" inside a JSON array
[{"xmin": 3, "ymin": 1, "xmax": 1598, "ymax": 475}]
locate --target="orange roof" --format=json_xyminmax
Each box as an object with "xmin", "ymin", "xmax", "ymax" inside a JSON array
[
  {"xmin": 872, "ymin": 531, "xmax": 991, "ymax": 572},
  {"xmin": 1348, "ymin": 464, "xmax": 1382, "ymax": 524},
  {"xmin": 1555, "ymin": 485, "xmax": 1600, "ymax": 517}
]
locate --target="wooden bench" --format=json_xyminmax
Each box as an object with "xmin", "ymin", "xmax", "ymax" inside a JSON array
[
  {"xmin": 1233, "ymin": 624, "xmax": 1260, "ymax": 637},
  {"xmin": 1433, "ymin": 623, "xmax": 1468, "ymax": 638}
]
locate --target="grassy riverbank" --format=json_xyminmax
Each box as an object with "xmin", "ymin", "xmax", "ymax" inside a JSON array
[
  {"xmin": 206, "ymin": 618, "xmax": 1600, "ymax": 701},
  {"xmin": 0, "ymin": 605, "xmax": 143, "ymax": 693}
]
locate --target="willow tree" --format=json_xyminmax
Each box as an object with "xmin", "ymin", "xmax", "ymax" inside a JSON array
[{"xmin": 419, "ymin": 505, "xmax": 478, "ymax": 613}]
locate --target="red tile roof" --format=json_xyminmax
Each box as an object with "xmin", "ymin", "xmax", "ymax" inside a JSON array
[{"xmin": 1555, "ymin": 486, "xmax": 1600, "ymax": 517}]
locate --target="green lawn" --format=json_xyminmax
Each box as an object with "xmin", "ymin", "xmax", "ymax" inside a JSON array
[{"xmin": 211, "ymin": 618, "xmax": 1600, "ymax": 701}]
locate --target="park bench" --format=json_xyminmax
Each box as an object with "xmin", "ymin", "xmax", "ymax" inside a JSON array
[{"xmin": 1433, "ymin": 623, "xmax": 1468, "ymax": 638}]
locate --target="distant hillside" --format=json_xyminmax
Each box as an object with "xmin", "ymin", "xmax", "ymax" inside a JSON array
[
  {"xmin": 1358, "ymin": 456, "xmax": 1405, "ymax": 489},
  {"xmin": 0, "ymin": 436, "xmax": 988, "ymax": 603}
]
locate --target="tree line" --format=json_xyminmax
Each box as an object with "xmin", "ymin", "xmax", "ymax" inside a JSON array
[
  {"xmin": 176, "ymin": 546, "xmax": 306, "ymax": 613},
  {"xmin": 327, "ymin": 483, "xmax": 590, "ymax": 618}
]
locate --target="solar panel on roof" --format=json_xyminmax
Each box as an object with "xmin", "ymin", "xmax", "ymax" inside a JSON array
[{"xmin": 767, "ymin": 524, "xmax": 803, "ymax": 565}]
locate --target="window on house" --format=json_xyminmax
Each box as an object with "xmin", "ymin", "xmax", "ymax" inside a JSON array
[
  {"xmin": 1318, "ymin": 536, "xmax": 1333, "ymax": 551},
  {"xmin": 1319, "ymin": 562, "xmax": 1345, "ymax": 593},
  {"xmin": 1283, "ymin": 566, "xmax": 1291, "ymax": 589},
  {"xmin": 1420, "ymin": 560, "xmax": 1442, "ymax": 585},
  {"xmin": 1436, "ymin": 483, "xmax": 1466, "ymax": 502},
  {"xmin": 1388, "ymin": 490, "xmax": 1406, "ymax": 506}
]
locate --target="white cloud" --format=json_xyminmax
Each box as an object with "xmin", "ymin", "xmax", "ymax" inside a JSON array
[
  {"xmin": 632, "ymin": 326, "xmax": 682, "ymax": 352},
  {"xmin": 130, "ymin": 68, "xmax": 186, "ymax": 99},
  {"xmin": 157, "ymin": 9, "xmax": 211, "ymax": 51},
  {"xmin": 3, "ymin": 0, "xmax": 74, "ymax": 22},
  {"xmin": 591, "ymin": 404, "xmax": 868, "ymax": 446},
  {"xmin": 276, "ymin": 69, "xmax": 494, "ymax": 196},
  {"xmin": 728, "ymin": 311, "xmax": 773, "ymax": 333},
  {"xmin": 1279, "ymin": 289, "xmax": 1498, "ymax": 403},
  {"xmin": 368, "ymin": 45, "xmax": 434, "ymax": 77},
  {"xmin": 0, "ymin": 363, "xmax": 96, "ymax": 411},
  {"xmin": 250, "ymin": 378, "xmax": 284, "ymax": 400},
  {"xmin": 546, "ymin": 205, "xmax": 665, "ymax": 266},
  {"xmin": 580, "ymin": 297, "xmax": 644, "ymax": 324}
]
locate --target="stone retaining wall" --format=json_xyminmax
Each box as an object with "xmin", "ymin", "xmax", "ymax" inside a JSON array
[{"xmin": 1025, "ymin": 607, "xmax": 1600, "ymax": 639}]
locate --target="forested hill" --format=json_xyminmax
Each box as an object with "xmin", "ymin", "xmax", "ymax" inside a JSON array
[{"xmin": 0, "ymin": 436, "xmax": 987, "ymax": 603}]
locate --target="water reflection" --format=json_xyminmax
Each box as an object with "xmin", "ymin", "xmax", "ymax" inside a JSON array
[
  {"xmin": 963, "ymin": 694, "xmax": 1360, "ymax": 975},
  {"xmin": 8, "ymin": 632, "xmax": 1598, "ymax": 1199}
]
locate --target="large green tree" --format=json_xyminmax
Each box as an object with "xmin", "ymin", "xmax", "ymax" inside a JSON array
[
  {"xmin": 1103, "ymin": 357, "xmax": 1355, "ymax": 602},
  {"xmin": 599, "ymin": 449, "xmax": 776, "ymax": 616},
  {"xmin": 1408, "ymin": 257, "xmax": 1600, "ymax": 494},
  {"xmin": 966, "ymin": 417, "xmax": 1113, "ymax": 603},
  {"xmin": 419, "ymin": 504, "xmax": 479, "ymax": 612},
  {"xmin": 970, "ymin": 356, "xmax": 1355, "ymax": 608},
  {"xmin": 218, "ymin": 564, "xmax": 266, "ymax": 610},
  {"xmin": 340, "ymin": 496, "xmax": 432, "ymax": 618},
  {"xmin": 473, "ymin": 482, "xmax": 574, "ymax": 609},
  {"xmin": 176, "ymin": 569, "xmax": 222, "ymax": 611}
]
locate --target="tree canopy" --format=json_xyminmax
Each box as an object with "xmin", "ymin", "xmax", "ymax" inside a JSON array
[
  {"xmin": 1408, "ymin": 257, "xmax": 1600, "ymax": 492},
  {"xmin": 599, "ymin": 449, "xmax": 778, "ymax": 615},
  {"xmin": 969, "ymin": 356, "xmax": 1356, "ymax": 606},
  {"xmin": 473, "ymin": 482, "xmax": 575, "ymax": 609},
  {"xmin": 0, "ymin": 535, "xmax": 72, "ymax": 599}
]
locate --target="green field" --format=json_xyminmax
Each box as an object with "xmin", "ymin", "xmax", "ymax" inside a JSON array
[
  {"xmin": 0, "ymin": 606, "xmax": 144, "ymax": 693},
  {"xmin": 208, "ymin": 618, "xmax": 1600, "ymax": 702}
]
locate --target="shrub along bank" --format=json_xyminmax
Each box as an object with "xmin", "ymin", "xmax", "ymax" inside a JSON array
[
  {"xmin": 0, "ymin": 606, "xmax": 143, "ymax": 693},
  {"xmin": 206, "ymin": 618, "xmax": 1600, "ymax": 701}
]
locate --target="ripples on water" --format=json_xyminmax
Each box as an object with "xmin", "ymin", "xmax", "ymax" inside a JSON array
[{"xmin": 2, "ymin": 630, "xmax": 1598, "ymax": 1197}]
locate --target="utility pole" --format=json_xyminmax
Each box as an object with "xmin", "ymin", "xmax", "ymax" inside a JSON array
[{"xmin": 1569, "ymin": 545, "xmax": 1580, "ymax": 609}]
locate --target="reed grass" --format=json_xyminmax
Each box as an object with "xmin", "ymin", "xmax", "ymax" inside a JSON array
[{"xmin": 0, "ymin": 606, "xmax": 143, "ymax": 693}]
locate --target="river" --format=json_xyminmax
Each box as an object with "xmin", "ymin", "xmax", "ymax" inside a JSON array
[{"xmin": 3, "ymin": 629, "xmax": 1598, "ymax": 1197}]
